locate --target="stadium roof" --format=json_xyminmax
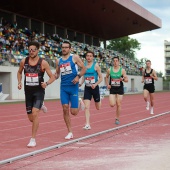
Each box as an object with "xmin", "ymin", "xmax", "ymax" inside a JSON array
[{"xmin": 0, "ymin": 0, "xmax": 162, "ymax": 40}]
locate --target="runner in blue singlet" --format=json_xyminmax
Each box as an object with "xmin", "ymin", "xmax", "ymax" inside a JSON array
[
  {"xmin": 79, "ymin": 51, "xmax": 103, "ymax": 130},
  {"xmin": 55, "ymin": 41, "xmax": 86, "ymax": 140}
]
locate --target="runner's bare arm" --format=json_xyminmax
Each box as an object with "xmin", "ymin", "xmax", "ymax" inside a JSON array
[
  {"xmin": 74, "ymin": 55, "xmax": 86, "ymax": 77},
  {"xmin": 17, "ymin": 58, "xmax": 25, "ymax": 90},
  {"xmin": 141, "ymin": 70, "xmax": 145, "ymax": 83},
  {"xmin": 79, "ymin": 76, "xmax": 85, "ymax": 86},
  {"xmin": 95, "ymin": 63, "xmax": 103, "ymax": 86},
  {"xmin": 54, "ymin": 59, "xmax": 60, "ymax": 79},
  {"xmin": 72, "ymin": 55, "xmax": 86, "ymax": 84},
  {"xmin": 151, "ymin": 69, "xmax": 158, "ymax": 81},
  {"xmin": 41, "ymin": 60, "xmax": 55, "ymax": 88},
  {"xmin": 105, "ymin": 68, "xmax": 111, "ymax": 89},
  {"xmin": 122, "ymin": 69, "xmax": 128, "ymax": 82}
]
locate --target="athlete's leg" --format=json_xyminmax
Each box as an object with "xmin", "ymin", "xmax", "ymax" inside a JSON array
[
  {"xmin": 109, "ymin": 94, "xmax": 116, "ymax": 107},
  {"xmin": 63, "ymin": 103, "xmax": 73, "ymax": 139},
  {"xmin": 70, "ymin": 85, "xmax": 79, "ymax": 115},
  {"xmin": 83, "ymin": 99, "xmax": 91, "ymax": 126},
  {"xmin": 82, "ymin": 86, "xmax": 92, "ymax": 130},
  {"xmin": 93, "ymin": 86, "xmax": 101, "ymax": 110},
  {"xmin": 144, "ymin": 89, "xmax": 150, "ymax": 110},
  {"xmin": 143, "ymin": 89, "xmax": 149, "ymax": 102},
  {"xmin": 149, "ymin": 93, "xmax": 154, "ymax": 114},
  {"xmin": 115, "ymin": 94, "xmax": 123, "ymax": 120},
  {"xmin": 63, "ymin": 104, "xmax": 72, "ymax": 132},
  {"xmin": 70, "ymin": 96, "xmax": 79, "ymax": 116},
  {"xmin": 26, "ymin": 90, "xmax": 44, "ymax": 147},
  {"xmin": 28, "ymin": 108, "xmax": 40, "ymax": 138},
  {"xmin": 149, "ymin": 93, "xmax": 154, "ymax": 107},
  {"xmin": 95, "ymin": 101, "xmax": 101, "ymax": 110},
  {"xmin": 60, "ymin": 87, "xmax": 73, "ymax": 138}
]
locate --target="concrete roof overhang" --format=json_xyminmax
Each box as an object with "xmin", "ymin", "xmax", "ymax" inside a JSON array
[{"xmin": 0, "ymin": 0, "xmax": 162, "ymax": 40}]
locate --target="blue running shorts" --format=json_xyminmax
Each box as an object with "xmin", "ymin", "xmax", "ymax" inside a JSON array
[{"xmin": 60, "ymin": 84, "xmax": 79, "ymax": 108}]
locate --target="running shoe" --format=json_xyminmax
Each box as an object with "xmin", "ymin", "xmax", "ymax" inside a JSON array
[
  {"xmin": 83, "ymin": 124, "xmax": 91, "ymax": 130},
  {"xmin": 65, "ymin": 132, "xmax": 73, "ymax": 140},
  {"xmin": 27, "ymin": 138, "xmax": 36, "ymax": 148},
  {"xmin": 146, "ymin": 101, "xmax": 150, "ymax": 110},
  {"xmin": 41, "ymin": 104, "xmax": 47, "ymax": 113},
  {"xmin": 79, "ymin": 98, "xmax": 85, "ymax": 110},
  {"xmin": 115, "ymin": 119, "xmax": 120, "ymax": 125},
  {"xmin": 150, "ymin": 107, "xmax": 154, "ymax": 114}
]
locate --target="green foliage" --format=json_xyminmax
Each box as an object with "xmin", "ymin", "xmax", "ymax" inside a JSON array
[
  {"xmin": 107, "ymin": 36, "xmax": 141, "ymax": 60},
  {"xmin": 157, "ymin": 71, "xmax": 163, "ymax": 77}
]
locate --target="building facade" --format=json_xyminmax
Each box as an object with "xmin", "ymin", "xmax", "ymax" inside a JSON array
[{"xmin": 164, "ymin": 40, "xmax": 170, "ymax": 79}]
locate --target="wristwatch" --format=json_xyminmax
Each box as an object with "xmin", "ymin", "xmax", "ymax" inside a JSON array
[
  {"xmin": 77, "ymin": 74, "xmax": 81, "ymax": 78},
  {"xmin": 46, "ymin": 82, "xmax": 49, "ymax": 86}
]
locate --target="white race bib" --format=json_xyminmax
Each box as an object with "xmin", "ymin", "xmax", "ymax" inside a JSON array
[
  {"xmin": 145, "ymin": 77, "xmax": 152, "ymax": 84},
  {"xmin": 85, "ymin": 76, "xmax": 95, "ymax": 86},
  {"xmin": 26, "ymin": 73, "xmax": 39, "ymax": 86},
  {"xmin": 111, "ymin": 78, "xmax": 120, "ymax": 87},
  {"xmin": 60, "ymin": 62, "xmax": 72, "ymax": 75}
]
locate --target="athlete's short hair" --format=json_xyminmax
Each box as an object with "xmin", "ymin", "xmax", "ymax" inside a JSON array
[
  {"xmin": 62, "ymin": 41, "xmax": 71, "ymax": 48},
  {"xmin": 113, "ymin": 56, "xmax": 119, "ymax": 61},
  {"xmin": 28, "ymin": 41, "xmax": 40, "ymax": 49},
  {"xmin": 146, "ymin": 60, "xmax": 151, "ymax": 63},
  {"xmin": 86, "ymin": 51, "xmax": 94, "ymax": 57}
]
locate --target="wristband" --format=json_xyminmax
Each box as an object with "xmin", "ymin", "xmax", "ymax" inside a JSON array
[{"xmin": 46, "ymin": 82, "xmax": 49, "ymax": 86}]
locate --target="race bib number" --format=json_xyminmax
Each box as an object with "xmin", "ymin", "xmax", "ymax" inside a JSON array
[
  {"xmin": 85, "ymin": 76, "xmax": 95, "ymax": 86},
  {"xmin": 60, "ymin": 62, "xmax": 72, "ymax": 75},
  {"xmin": 145, "ymin": 77, "xmax": 152, "ymax": 84},
  {"xmin": 111, "ymin": 78, "xmax": 120, "ymax": 87},
  {"xmin": 26, "ymin": 73, "xmax": 39, "ymax": 86}
]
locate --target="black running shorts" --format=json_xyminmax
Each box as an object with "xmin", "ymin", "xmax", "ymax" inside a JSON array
[
  {"xmin": 110, "ymin": 86, "xmax": 124, "ymax": 95},
  {"xmin": 144, "ymin": 84, "xmax": 155, "ymax": 93},
  {"xmin": 83, "ymin": 85, "xmax": 100, "ymax": 102},
  {"xmin": 25, "ymin": 89, "xmax": 45, "ymax": 114}
]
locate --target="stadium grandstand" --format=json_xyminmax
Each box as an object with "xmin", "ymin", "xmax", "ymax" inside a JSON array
[{"xmin": 0, "ymin": 0, "xmax": 162, "ymax": 100}]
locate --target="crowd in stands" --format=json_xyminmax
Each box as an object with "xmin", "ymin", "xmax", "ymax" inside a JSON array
[{"xmin": 0, "ymin": 18, "xmax": 144, "ymax": 75}]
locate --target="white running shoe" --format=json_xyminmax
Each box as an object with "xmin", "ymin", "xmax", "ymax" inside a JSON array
[
  {"xmin": 41, "ymin": 104, "xmax": 47, "ymax": 113},
  {"xmin": 83, "ymin": 124, "xmax": 91, "ymax": 130},
  {"xmin": 79, "ymin": 98, "xmax": 85, "ymax": 110},
  {"xmin": 27, "ymin": 138, "xmax": 36, "ymax": 148},
  {"xmin": 65, "ymin": 132, "xmax": 73, "ymax": 140},
  {"xmin": 150, "ymin": 107, "xmax": 154, "ymax": 114},
  {"xmin": 146, "ymin": 101, "xmax": 150, "ymax": 110}
]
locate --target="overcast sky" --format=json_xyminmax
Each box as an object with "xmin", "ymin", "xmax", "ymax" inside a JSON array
[{"xmin": 129, "ymin": 0, "xmax": 170, "ymax": 75}]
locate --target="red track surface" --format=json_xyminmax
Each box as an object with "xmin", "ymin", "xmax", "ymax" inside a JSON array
[{"xmin": 0, "ymin": 92, "xmax": 170, "ymax": 169}]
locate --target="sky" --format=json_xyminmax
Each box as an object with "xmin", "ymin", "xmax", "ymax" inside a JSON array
[{"xmin": 129, "ymin": 0, "xmax": 170, "ymax": 75}]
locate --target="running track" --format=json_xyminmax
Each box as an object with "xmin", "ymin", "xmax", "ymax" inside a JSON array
[{"xmin": 0, "ymin": 92, "xmax": 170, "ymax": 169}]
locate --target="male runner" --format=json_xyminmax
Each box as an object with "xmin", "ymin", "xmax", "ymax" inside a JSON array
[
  {"xmin": 141, "ymin": 60, "xmax": 158, "ymax": 114},
  {"xmin": 79, "ymin": 51, "xmax": 103, "ymax": 130},
  {"xmin": 17, "ymin": 41, "xmax": 55, "ymax": 147},
  {"xmin": 105, "ymin": 56, "xmax": 128, "ymax": 125},
  {"xmin": 55, "ymin": 41, "xmax": 86, "ymax": 139}
]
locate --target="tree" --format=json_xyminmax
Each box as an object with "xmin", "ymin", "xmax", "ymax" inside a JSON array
[
  {"xmin": 156, "ymin": 71, "xmax": 163, "ymax": 78},
  {"xmin": 107, "ymin": 36, "xmax": 141, "ymax": 60},
  {"xmin": 139, "ymin": 58, "xmax": 148, "ymax": 67}
]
